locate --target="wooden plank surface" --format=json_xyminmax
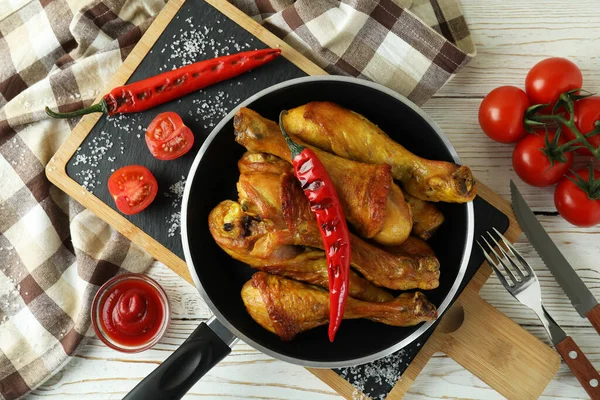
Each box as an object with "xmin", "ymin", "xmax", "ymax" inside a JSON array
[
  {"xmin": 45, "ymin": 0, "xmax": 536, "ymax": 396},
  {"xmin": 33, "ymin": 0, "xmax": 600, "ymax": 398}
]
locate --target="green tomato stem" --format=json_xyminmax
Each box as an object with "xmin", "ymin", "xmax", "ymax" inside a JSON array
[{"xmin": 525, "ymin": 99, "xmax": 600, "ymax": 158}]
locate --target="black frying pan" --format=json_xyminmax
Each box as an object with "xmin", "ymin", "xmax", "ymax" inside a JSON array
[{"xmin": 124, "ymin": 76, "xmax": 474, "ymax": 399}]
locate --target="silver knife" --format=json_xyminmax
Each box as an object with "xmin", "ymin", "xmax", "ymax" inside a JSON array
[{"xmin": 510, "ymin": 180, "xmax": 600, "ymax": 335}]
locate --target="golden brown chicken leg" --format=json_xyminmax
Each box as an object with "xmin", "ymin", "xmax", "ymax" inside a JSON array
[
  {"xmin": 209, "ymin": 200, "xmax": 394, "ymax": 302},
  {"xmin": 384, "ymin": 236, "xmax": 437, "ymax": 258},
  {"xmin": 238, "ymin": 152, "xmax": 445, "ymax": 242},
  {"xmin": 281, "ymin": 102, "xmax": 476, "ymax": 203},
  {"xmin": 242, "ymin": 272, "xmax": 437, "ymax": 341},
  {"xmin": 234, "ymin": 108, "xmax": 412, "ymax": 245},
  {"xmin": 236, "ymin": 153, "xmax": 440, "ymax": 290},
  {"xmin": 403, "ymin": 190, "xmax": 445, "ymax": 240}
]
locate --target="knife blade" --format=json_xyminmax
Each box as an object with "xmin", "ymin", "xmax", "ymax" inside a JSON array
[{"xmin": 510, "ymin": 181, "xmax": 600, "ymax": 322}]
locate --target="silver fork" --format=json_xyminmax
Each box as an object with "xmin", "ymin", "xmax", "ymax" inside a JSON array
[{"xmin": 478, "ymin": 228, "xmax": 600, "ymax": 399}]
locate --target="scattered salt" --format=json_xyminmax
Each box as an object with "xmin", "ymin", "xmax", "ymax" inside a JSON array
[
  {"xmin": 72, "ymin": 129, "xmax": 115, "ymax": 192},
  {"xmin": 191, "ymin": 89, "xmax": 238, "ymax": 123},
  {"xmin": 166, "ymin": 212, "xmax": 182, "ymax": 238},
  {"xmin": 336, "ymin": 349, "xmax": 407, "ymax": 400},
  {"xmin": 159, "ymin": 15, "xmax": 255, "ymax": 68},
  {"xmin": 168, "ymin": 178, "xmax": 186, "ymax": 199},
  {"xmin": 164, "ymin": 176, "xmax": 187, "ymax": 237}
]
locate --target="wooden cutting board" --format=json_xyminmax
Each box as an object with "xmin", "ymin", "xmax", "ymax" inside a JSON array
[
  {"xmin": 46, "ymin": 0, "xmax": 560, "ymax": 398},
  {"xmin": 310, "ymin": 186, "xmax": 560, "ymax": 400}
]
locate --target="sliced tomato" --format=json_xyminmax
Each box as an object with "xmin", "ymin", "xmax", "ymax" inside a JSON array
[
  {"xmin": 145, "ymin": 112, "xmax": 194, "ymax": 160},
  {"xmin": 108, "ymin": 165, "xmax": 158, "ymax": 215}
]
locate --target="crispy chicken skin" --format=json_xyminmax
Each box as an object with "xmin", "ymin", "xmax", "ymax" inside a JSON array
[
  {"xmin": 235, "ymin": 153, "xmax": 440, "ymax": 290},
  {"xmin": 282, "ymin": 102, "xmax": 476, "ymax": 203},
  {"xmin": 348, "ymin": 233, "xmax": 439, "ymax": 290},
  {"xmin": 242, "ymin": 272, "xmax": 437, "ymax": 341},
  {"xmin": 209, "ymin": 200, "xmax": 394, "ymax": 303},
  {"xmin": 402, "ymin": 190, "xmax": 445, "ymax": 240},
  {"xmin": 384, "ymin": 236, "xmax": 437, "ymax": 258},
  {"xmin": 234, "ymin": 108, "xmax": 412, "ymax": 245},
  {"xmin": 238, "ymin": 152, "xmax": 444, "ymax": 242},
  {"xmin": 238, "ymin": 152, "xmax": 292, "ymax": 175}
]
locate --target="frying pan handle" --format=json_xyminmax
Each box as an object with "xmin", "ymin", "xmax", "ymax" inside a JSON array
[{"xmin": 123, "ymin": 316, "xmax": 237, "ymax": 400}]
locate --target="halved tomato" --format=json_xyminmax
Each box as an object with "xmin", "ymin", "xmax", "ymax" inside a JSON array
[
  {"xmin": 108, "ymin": 165, "xmax": 158, "ymax": 215},
  {"xmin": 145, "ymin": 112, "xmax": 194, "ymax": 160}
]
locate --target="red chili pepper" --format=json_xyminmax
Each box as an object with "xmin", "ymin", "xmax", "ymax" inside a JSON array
[
  {"xmin": 279, "ymin": 111, "xmax": 351, "ymax": 342},
  {"xmin": 45, "ymin": 48, "xmax": 281, "ymax": 118}
]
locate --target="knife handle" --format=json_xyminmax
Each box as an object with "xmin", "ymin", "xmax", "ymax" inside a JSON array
[
  {"xmin": 586, "ymin": 304, "xmax": 600, "ymax": 336},
  {"xmin": 555, "ymin": 336, "xmax": 600, "ymax": 399}
]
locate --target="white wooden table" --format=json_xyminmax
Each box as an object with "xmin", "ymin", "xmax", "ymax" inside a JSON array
[{"xmin": 29, "ymin": 0, "xmax": 600, "ymax": 398}]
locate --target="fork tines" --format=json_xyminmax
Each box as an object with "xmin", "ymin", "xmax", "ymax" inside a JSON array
[{"xmin": 477, "ymin": 228, "xmax": 532, "ymax": 287}]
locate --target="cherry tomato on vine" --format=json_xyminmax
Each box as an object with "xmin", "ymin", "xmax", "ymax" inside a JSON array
[
  {"xmin": 479, "ymin": 86, "xmax": 531, "ymax": 143},
  {"xmin": 563, "ymin": 96, "xmax": 600, "ymax": 156},
  {"xmin": 146, "ymin": 112, "xmax": 194, "ymax": 160},
  {"xmin": 512, "ymin": 133, "xmax": 573, "ymax": 187},
  {"xmin": 108, "ymin": 165, "xmax": 158, "ymax": 215},
  {"xmin": 525, "ymin": 58, "xmax": 582, "ymax": 106},
  {"xmin": 555, "ymin": 167, "xmax": 600, "ymax": 227}
]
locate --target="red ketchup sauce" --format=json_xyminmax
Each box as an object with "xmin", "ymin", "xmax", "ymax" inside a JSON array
[{"xmin": 99, "ymin": 279, "xmax": 165, "ymax": 346}]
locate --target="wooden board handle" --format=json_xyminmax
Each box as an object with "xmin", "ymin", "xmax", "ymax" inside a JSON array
[
  {"xmin": 436, "ymin": 288, "xmax": 561, "ymax": 400},
  {"xmin": 555, "ymin": 336, "xmax": 600, "ymax": 399},
  {"xmin": 586, "ymin": 304, "xmax": 600, "ymax": 336}
]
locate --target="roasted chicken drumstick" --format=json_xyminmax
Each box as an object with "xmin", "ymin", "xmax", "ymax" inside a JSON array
[
  {"xmin": 242, "ymin": 272, "xmax": 438, "ymax": 341},
  {"xmin": 238, "ymin": 152, "xmax": 444, "ymax": 241},
  {"xmin": 236, "ymin": 152, "xmax": 440, "ymax": 290},
  {"xmin": 403, "ymin": 190, "xmax": 445, "ymax": 240},
  {"xmin": 234, "ymin": 107, "xmax": 412, "ymax": 245},
  {"xmin": 281, "ymin": 102, "xmax": 476, "ymax": 203},
  {"xmin": 209, "ymin": 200, "xmax": 393, "ymax": 302}
]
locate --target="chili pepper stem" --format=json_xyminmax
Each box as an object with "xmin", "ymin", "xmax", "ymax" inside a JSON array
[
  {"xmin": 45, "ymin": 100, "xmax": 108, "ymax": 119},
  {"xmin": 278, "ymin": 111, "xmax": 305, "ymax": 159}
]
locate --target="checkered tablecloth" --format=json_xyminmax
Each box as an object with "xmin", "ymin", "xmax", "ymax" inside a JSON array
[
  {"xmin": 236, "ymin": 0, "xmax": 475, "ymax": 105},
  {"xmin": 0, "ymin": 0, "xmax": 474, "ymax": 398}
]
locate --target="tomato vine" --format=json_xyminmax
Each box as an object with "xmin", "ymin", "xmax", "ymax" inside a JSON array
[{"xmin": 524, "ymin": 89, "xmax": 600, "ymax": 159}]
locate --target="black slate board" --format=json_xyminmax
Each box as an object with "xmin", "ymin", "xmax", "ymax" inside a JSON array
[
  {"xmin": 65, "ymin": 1, "xmax": 510, "ymax": 398},
  {"xmin": 66, "ymin": 0, "xmax": 306, "ymax": 258}
]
